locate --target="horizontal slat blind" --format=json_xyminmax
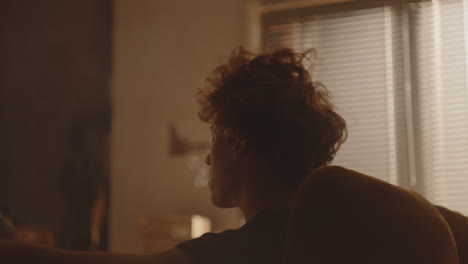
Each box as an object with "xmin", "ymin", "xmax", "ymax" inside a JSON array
[
  {"xmin": 411, "ymin": 0, "xmax": 468, "ymax": 215},
  {"xmin": 263, "ymin": 6, "xmax": 408, "ymax": 184},
  {"xmin": 263, "ymin": 0, "xmax": 468, "ymax": 215}
]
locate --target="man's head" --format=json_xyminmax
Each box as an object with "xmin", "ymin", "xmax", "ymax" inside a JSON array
[{"xmin": 199, "ymin": 47, "xmax": 347, "ymax": 208}]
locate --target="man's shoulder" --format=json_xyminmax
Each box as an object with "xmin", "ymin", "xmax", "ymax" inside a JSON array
[
  {"xmin": 175, "ymin": 210, "xmax": 288, "ymax": 264},
  {"xmin": 176, "ymin": 228, "xmax": 240, "ymax": 255}
]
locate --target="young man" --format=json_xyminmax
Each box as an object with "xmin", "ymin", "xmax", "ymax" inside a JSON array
[
  {"xmin": 174, "ymin": 47, "xmax": 347, "ymax": 264},
  {"xmin": 1, "ymin": 47, "xmax": 347, "ymax": 264}
]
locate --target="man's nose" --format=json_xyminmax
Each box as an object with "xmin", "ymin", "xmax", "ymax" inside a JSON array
[{"xmin": 205, "ymin": 153, "xmax": 211, "ymax": 166}]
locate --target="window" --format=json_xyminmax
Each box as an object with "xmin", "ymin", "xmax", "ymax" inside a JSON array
[{"xmin": 262, "ymin": 0, "xmax": 468, "ymax": 215}]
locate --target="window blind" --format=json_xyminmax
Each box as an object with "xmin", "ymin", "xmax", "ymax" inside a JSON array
[
  {"xmin": 411, "ymin": 0, "xmax": 468, "ymax": 215},
  {"xmin": 262, "ymin": 0, "xmax": 468, "ymax": 215},
  {"xmin": 263, "ymin": 4, "xmax": 410, "ymax": 186}
]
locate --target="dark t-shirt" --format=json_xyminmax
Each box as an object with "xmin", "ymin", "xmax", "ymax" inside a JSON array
[
  {"xmin": 176, "ymin": 210, "xmax": 288, "ymax": 264},
  {"xmin": 177, "ymin": 207, "xmax": 468, "ymax": 264}
]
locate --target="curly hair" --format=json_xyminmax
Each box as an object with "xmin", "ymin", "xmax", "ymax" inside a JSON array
[{"xmin": 198, "ymin": 47, "xmax": 347, "ymax": 190}]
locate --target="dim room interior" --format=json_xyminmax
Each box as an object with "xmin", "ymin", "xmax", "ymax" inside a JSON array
[{"xmin": 1, "ymin": 0, "xmax": 468, "ymax": 257}]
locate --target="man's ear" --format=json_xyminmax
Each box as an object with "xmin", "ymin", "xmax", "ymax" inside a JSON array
[{"xmin": 232, "ymin": 138, "xmax": 247, "ymax": 160}]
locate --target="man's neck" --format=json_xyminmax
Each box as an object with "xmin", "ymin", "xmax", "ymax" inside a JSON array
[
  {"xmin": 238, "ymin": 188, "xmax": 293, "ymax": 221},
  {"xmin": 235, "ymin": 160, "xmax": 295, "ymax": 221}
]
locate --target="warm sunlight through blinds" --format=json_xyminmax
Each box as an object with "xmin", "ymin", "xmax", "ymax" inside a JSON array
[
  {"xmin": 263, "ymin": 0, "xmax": 468, "ymax": 215},
  {"xmin": 411, "ymin": 0, "xmax": 468, "ymax": 215},
  {"xmin": 263, "ymin": 5, "xmax": 409, "ymax": 185}
]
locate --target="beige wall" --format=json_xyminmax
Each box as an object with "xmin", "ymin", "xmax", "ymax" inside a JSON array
[{"xmin": 111, "ymin": 0, "xmax": 247, "ymax": 253}]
